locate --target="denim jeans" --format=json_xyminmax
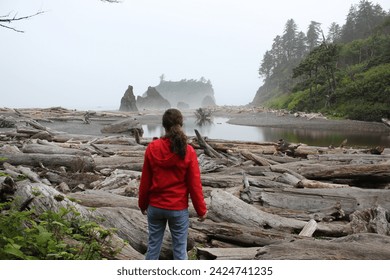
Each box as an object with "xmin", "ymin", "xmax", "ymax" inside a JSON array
[{"xmin": 145, "ymin": 205, "xmax": 189, "ymax": 260}]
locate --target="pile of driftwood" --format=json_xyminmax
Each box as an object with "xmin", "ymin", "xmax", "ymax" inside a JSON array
[{"xmin": 1, "ymin": 107, "xmax": 390, "ymax": 260}]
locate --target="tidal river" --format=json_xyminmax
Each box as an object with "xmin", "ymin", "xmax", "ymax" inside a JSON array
[{"xmin": 142, "ymin": 116, "xmax": 390, "ymax": 148}]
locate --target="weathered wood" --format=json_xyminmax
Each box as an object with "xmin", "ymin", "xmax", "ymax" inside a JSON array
[
  {"xmin": 204, "ymin": 139, "xmax": 277, "ymax": 155},
  {"xmin": 299, "ymin": 219, "xmax": 317, "ymax": 237},
  {"xmin": 17, "ymin": 165, "xmax": 42, "ymax": 183},
  {"xmin": 247, "ymin": 177, "xmax": 292, "ymax": 189},
  {"xmin": 88, "ymin": 143, "xmax": 145, "ymax": 157},
  {"xmin": 255, "ymin": 233, "xmax": 390, "ymax": 260},
  {"xmin": 0, "ymin": 115, "xmax": 16, "ymax": 128},
  {"xmin": 22, "ymin": 143, "xmax": 91, "ymax": 156},
  {"xmin": 92, "ymin": 135, "xmax": 140, "ymax": 145},
  {"xmin": 240, "ymin": 150, "xmax": 273, "ymax": 166},
  {"xmin": 251, "ymin": 202, "xmax": 345, "ymax": 222},
  {"xmin": 190, "ymin": 219, "xmax": 298, "ymax": 247},
  {"xmin": 93, "ymin": 156, "xmax": 143, "ymax": 171},
  {"xmin": 246, "ymin": 187, "xmax": 390, "ymax": 216},
  {"xmin": 52, "ymin": 133, "xmax": 103, "ymax": 143},
  {"xmin": 194, "ymin": 129, "xmax": 224, "ymax": 159},
  {"xmin": 198, "ymin": 154, "xmax": 226, "ymax": 173},
  {"xmin": 90, "ymin": 143, "xmax": 113, "ymax": 157},
  {"xmin": 297, "ymin": 179, "xmax": 350, "ymax": 189},
  {"xmin": 298, "ymin": 163, "xmax": 390, "ymax": 181},
  {"xmin": 275, "ymin": 172, "xmax": 301, "ymax": 186},
  {"xmin": 346, "ymin": 206, "xmax": 390, "ymax": 235},
  {"xmin": 67, "ymin": 190, "xmax": 139, "ymax": 209},
  {"xmin": 1, "ymin": 153, "xmax": 95, "ymax": 172},
  {"xmin": 201, "ymin": 174, "xmax": 242, "ymax": 188},
  {"xmin": 100, "ymin": 118, "xmax": 143, "ymax": 136},
  {"xmin": 307, "ymin": 153, "xmax": 390, "ymax": 164},
  {"xmin": 91, "ymin": 171, "xmax": 140, "ymax": 193},
  {"xmin": 44, "ymin": 171, "xmax": 103, "ymax": 189},
  {"xmin": 197, "ymin": 246, "xmax": 262, "ymax": 260},
  {"xmin": 209, "ymin": 189, "xmax": 347, "ymax": 236}
]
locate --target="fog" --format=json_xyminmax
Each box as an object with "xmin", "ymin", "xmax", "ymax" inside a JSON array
[{"xmin": 1, "ymin": 0, "xmax": 388, "ymax": 110}]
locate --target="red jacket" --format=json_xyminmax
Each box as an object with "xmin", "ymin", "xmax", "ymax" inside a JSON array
[{"xmin": 138, "ymin": 137, "xmax": 207, "ymax": 216}]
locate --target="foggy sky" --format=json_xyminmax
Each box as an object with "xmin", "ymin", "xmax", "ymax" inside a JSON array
[{"xmin": 1, "ymin": 0, "xmax": 389, "ymax": 110}]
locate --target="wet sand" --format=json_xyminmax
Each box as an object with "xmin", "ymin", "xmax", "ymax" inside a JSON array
[{"xmin": 223, "ymin": 111, "xmax": 390, "ymax": 133}]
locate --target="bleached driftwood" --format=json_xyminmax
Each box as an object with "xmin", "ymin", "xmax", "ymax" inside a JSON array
[
  {"xmin": 189, "ymin": 219, "xmax": 298, "ymax": 247},
  {"xmin": 197, "ymin": 246, "xmax": 262, "ymax": 260},
  {"xmin": 22, "ymin": 143, "xmax": 91, "ymax": 156},
  {"xmin": 209, "ymin": 189, "xmax": 347, "ymax": 236},
  {"xmin": 245, "ymin": 187, "xmax": 390, "ymax": 216},
  {"xmin": 255, "ymin": 233, "xmax": 390, "ymax": 260},
  {"xmin": 0, "ymin": 153, "xmax": 95, "ymax": 172}
]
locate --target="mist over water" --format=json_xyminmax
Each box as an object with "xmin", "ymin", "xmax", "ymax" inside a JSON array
[{"xmin": 142, "ymin": 117, "xmax": 390, "ymax": 148}]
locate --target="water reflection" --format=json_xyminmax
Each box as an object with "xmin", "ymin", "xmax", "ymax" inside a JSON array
[{"xmin": 142, "ymin": 117, "xmax": 390, "ymax": 148}]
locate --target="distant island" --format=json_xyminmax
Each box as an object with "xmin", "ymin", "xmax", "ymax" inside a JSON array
[{"xmin": 119, "ymin": 76, "xmax": 217, "ymax": 111}]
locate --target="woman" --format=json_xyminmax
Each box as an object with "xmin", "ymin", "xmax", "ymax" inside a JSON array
[{"xmin": 138, "ymin": 108, "xmax": 207, "ymax": 260}]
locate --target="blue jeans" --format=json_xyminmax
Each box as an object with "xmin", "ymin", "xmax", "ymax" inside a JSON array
[{"xmin": 145, "ymin": 206, "xmax": 189, "ymax": 260}]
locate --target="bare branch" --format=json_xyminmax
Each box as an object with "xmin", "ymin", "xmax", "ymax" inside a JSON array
[
  {"xmin": 0, "ymin": 23, "xmax": 24, "ymax": 33},
  {"xmin": 0, "ymin": 10, "xmax": 45, "ymax": 33}
]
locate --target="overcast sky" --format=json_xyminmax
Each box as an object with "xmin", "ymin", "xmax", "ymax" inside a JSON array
[{"xmin": 1, "ymin": 0, "xmax": 389, "ymax": 110}]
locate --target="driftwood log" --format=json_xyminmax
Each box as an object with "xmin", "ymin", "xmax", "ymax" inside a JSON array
[
  {"xmin": 254, "ymin": 233, "xmax": 390, "ymax": 260},
  {"xmin": 209, "ymin": 189, "xmax": 347, "ymax": 236},
  {"xmin": 0, "ymin": 153, "xmax": 95, "ymax": 172},
  {"xmin": 245, "ymin": 186, "xmax": 390, "ymax": 217},
  {"xmin": 100, "ymin": 118, "xmax": 143, "ymax": 136}
]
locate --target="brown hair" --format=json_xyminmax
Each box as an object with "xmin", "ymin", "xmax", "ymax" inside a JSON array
[{"xmin": 162, "ymin": 108, "xmax": 187, "ymax": 159}]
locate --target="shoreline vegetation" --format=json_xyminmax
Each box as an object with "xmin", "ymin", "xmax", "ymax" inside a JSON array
[{"xmin": 1, "ymin": 106, "xmax": 390, "ymax": 260}]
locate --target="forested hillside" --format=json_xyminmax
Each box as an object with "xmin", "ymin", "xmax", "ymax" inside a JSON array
[{"xmin": 252, "ymin": 0, "xmax": 390, "ymax": 121}]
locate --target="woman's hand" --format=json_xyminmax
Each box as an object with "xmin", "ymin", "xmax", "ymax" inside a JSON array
[{"xmin": 197, "ymin": 211, "xmax": 207, "ymax": 222}]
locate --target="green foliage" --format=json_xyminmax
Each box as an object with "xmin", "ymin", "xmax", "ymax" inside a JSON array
[
  {"xmin": 265, "ymin": 94, "xmax": 293, "ymax": 109},
  {"xmin": 332, "ymin": 100, "xmax": 389, "ymax": 121},
  {"xmin": 0, "ymin": 203, "xmax": 119, "ymax": 260},
  {"xmin": 286, "ymin": 90, "xmax": 311, "ymax": 111},
  {"xmin": 254, "ymin": 1, "xmax": 390, "ymax": 121},
  {"xmin": 330, "ymin": 63, "xmax": 390, "ymax": 121}
]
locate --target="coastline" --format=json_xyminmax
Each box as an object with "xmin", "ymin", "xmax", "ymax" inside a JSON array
[{"xmin": 1, "ymin": 106, "xmax": 389, "ymax": 136}]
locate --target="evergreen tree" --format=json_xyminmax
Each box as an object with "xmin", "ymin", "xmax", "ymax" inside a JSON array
[
  {"xmin": 306, "ymin": 21, "xmax": 322, "ymax": 51},
  {"xmin": 282, "ymin": 19, "xmax": 299, "ymax": 61},
  {"xmin": 327, "ymin": 22, "xmax": 342, "ymax": 43}
]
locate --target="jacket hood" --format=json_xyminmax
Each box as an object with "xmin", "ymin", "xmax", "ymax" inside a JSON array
[{"xmin": 148, "ymin": 137, "xmax": 182, "ymax": 167}]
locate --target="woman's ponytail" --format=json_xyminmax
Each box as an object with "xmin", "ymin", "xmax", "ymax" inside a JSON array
[{"xmin": 162, "ymin": 109, "xmax": 187, "ymax": 159}]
